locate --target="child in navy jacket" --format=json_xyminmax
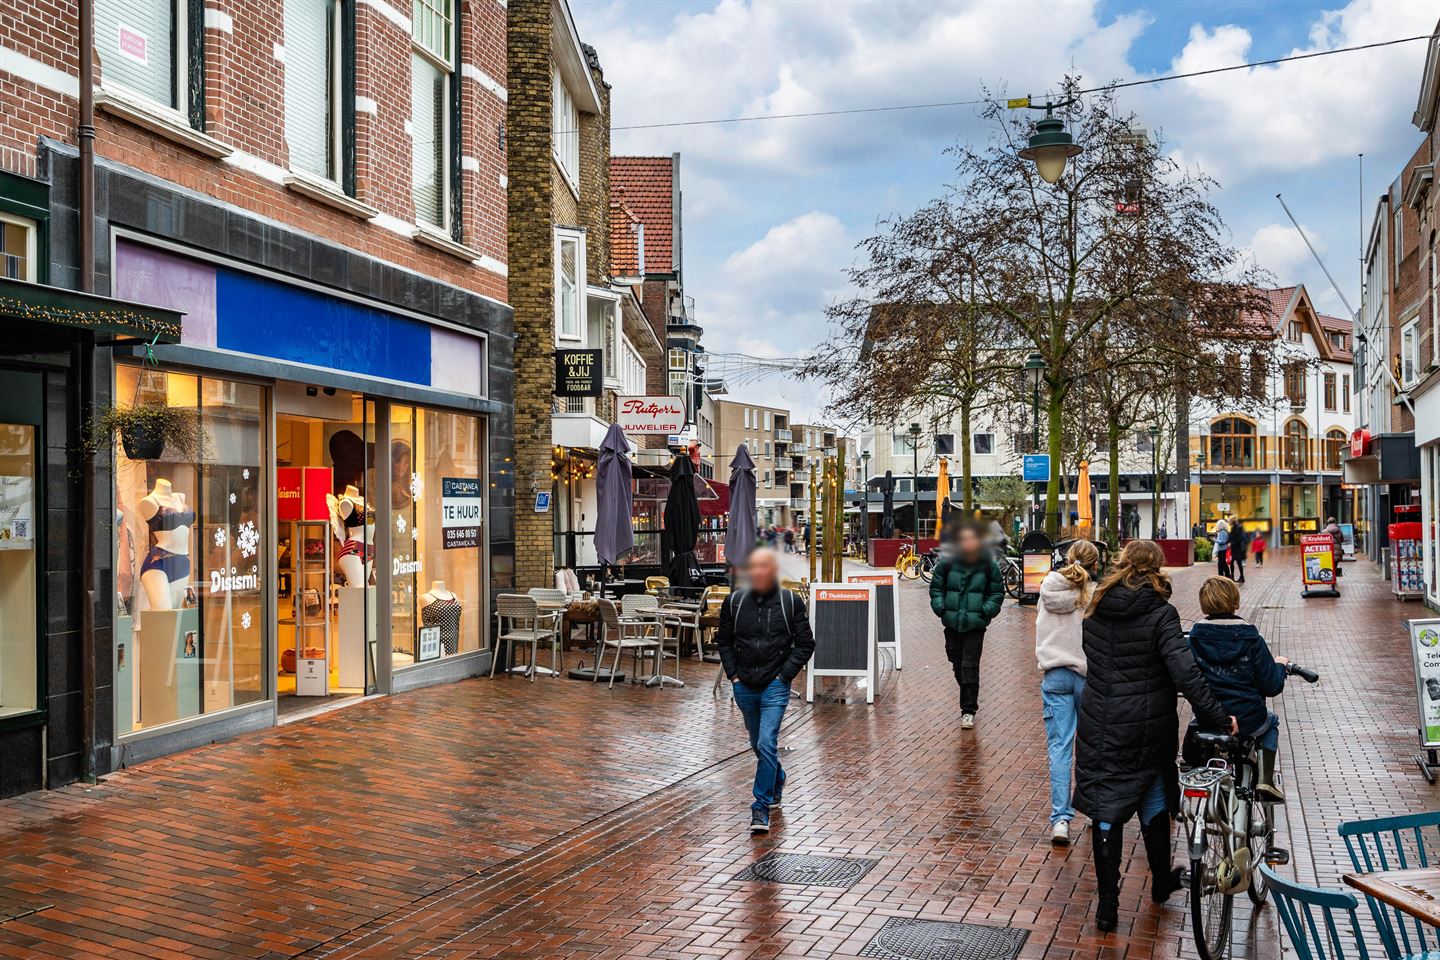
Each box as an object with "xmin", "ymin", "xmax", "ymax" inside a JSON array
[{"xmin": 1188, "ymin": 576, "xmax": 1289, "ymax": 801}]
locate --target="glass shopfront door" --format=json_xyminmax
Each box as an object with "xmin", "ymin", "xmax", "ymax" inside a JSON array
[{"xmin": 0, "ymin": 369, "xmax": 40, "ymax": 721}]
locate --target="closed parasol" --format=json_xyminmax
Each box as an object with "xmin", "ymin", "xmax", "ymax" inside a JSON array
[
  {"xmin": 1077, "ymin": 461, "xmax": 1093, "ymax": 537},
  {"xmin": 594, "ymin": 423, "xmax": 634, "ymax": 566},
  {"xmin": 934, "ymin": 457, "xmax": 950, "ymax": 540},
  {"xmin": 661, "ymin": 454, "xmax": 702, "ymax": 587},
  {"xmin": 724, "ymin": 444, "xmax": 757, "ymax": 567}
]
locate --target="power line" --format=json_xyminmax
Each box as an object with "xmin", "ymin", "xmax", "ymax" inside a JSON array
[{"xmin": 594, "ymin": 32, "xmax": 1435, "ymax": 134}]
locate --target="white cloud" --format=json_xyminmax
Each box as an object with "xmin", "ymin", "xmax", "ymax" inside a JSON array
[{"xmin": 1247, "ymin": 222, "xmax": 1325, "ymax": 282}]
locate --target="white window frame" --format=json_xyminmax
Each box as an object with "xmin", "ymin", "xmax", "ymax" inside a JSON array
[
  {"xmin": 0, "ymin": 211, "xmax": 38, "ymax": 282},
  {"xmin": 972, "ymin": 432, "xmax": 995, "ymax": 455},
  {"xmin": 551, "ymin": 64, "xmax": 580, "ymax": 191},
  {"xmin": 1401, "ymin": 316, "xmax": 1420, "ymax": 387},
  {"xmin": 411, "ymin": 0, "xmax": 454, "ymax": 230},
  {"xmin": 743, "ymin": 408, "xmax": 751, "ymax": 429},
  {"xmin": 553, "ymin": 228, "xmax": 585, "ymax": 342},
  {"xmin": 764, "ymin": 411, "xmax": 772, "ymax": 431},
  {"xmin": 97, "ymin": 0, "xmax": 187, "ymax": 112},
  {"xmin": 285, "ymin": 0, "xmax": 344, "ymax": 183}
]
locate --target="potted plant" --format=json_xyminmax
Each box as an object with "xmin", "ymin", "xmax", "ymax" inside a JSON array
[{"xmin": 84, "ymin": 400, "xmax": 205, "ymax": 462}]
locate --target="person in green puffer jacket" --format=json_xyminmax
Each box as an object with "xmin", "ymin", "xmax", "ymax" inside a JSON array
[{"xmin": 928, "ymin": 523, "xmax": 1006, "ymax": 729}]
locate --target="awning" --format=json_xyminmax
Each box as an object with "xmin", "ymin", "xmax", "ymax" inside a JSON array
[
  {"xmin": 0, "ymin": 277, "xmax": 183, "ymax": 342},
  {"xmin": 701, "ymin": 479, "xmax": 729, "ymax": 518}
]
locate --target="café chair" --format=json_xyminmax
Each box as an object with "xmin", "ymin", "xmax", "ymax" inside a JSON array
[
  {"xmin": 597, "ymin": 598, "xmax": 660, "ymax": 688},
  {"xmin": 1339, "ymin": 812, "xmax": 1440, "ymax": 960},
  {"xmin": 1261, "ymin": 864, "xmax": 1380, "ymax": 960},
  {"xmin": 491, "ymin": 594, "xmax": 560, "ymax": 682}
]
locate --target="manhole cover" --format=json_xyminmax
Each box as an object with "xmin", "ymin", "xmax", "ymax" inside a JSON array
[
  {"xmin": 734, "ymin": 852, "xmax": 878, "ymax": 888},
  {"xmin": 860, "ymin": 918, "xmax": 1029, "ymax": 960}
]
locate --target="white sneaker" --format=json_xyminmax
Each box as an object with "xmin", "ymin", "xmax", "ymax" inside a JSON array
[
  {"xmin": 1051, "ymin": 820, "xmax": 1071, "ymax": 845},
  {"xmin": 960, "ymin": 713, "xmax": 975, "ymax": 730}
]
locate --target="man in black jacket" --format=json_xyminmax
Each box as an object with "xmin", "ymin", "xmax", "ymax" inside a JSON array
[{"xmin": 717, "ymin": 548, "xmax": 815, "ymax": 833}]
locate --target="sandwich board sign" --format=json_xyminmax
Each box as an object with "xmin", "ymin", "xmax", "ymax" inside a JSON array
[
  {"xmin": 1300, "ymin": 532, "xmax": 1339, "ymax": 598},
  {"xmin": 847, "ymin": 570, "xmax": 901, "ymax": 670},
  {"xmin": 1409, "ymin": 619, "xmax": 1440, "ymax": 782},
  {"xmin": 806, "ymin": 583, "xmax": 876, "ymax": 704}
]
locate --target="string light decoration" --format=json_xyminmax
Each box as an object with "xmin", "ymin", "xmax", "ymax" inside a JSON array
[{"xmin": 0, "ymin": 293, "xmax": 182, "ymax": 339}]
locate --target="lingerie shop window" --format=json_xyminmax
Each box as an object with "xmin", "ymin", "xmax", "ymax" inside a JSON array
[
  {"xmin": 115, "ymin": 366, "xmax": 267, "ymax": 734},
  {"xmin": 389, "ymin": 405, "xmax": 484, "ymax": 666}
]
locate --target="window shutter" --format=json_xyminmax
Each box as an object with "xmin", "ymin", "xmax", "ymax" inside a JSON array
[
  {"xmin": 285, "ymin": 0, "xmax": 334, "ymax": 179},
  {"xmin": 411, "ymin": 53, "xmax": 445, "ymax": 226},
  {"xmin": 96, "ymin": 0, "xmax": 175, "ymax": 107}
]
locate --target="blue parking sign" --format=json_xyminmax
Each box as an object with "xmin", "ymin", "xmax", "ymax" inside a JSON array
[{"xmin": 1023, "ymin": 454, "xmax": 1050, "ymax": 482}]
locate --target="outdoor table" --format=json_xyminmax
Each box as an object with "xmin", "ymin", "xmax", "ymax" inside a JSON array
[
  {"xmin": 1344, "ymin": 868, "xmax": 1440, "ymax": 927},
  {"xmin": 603, "ymin": 579, "xmax": 648, "ymax": 599}
]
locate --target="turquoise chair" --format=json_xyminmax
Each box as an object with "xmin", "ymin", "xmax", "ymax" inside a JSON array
[
  {"xmin": 1261, "ymin": 863, "xmax": 1374, "ymax": 959},
  {"xmin": 1339, "ymin": 812, "xmax": 1440, "ymax": 960}
]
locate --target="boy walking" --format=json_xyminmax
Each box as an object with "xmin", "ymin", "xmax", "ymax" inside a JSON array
[{"xmin": 928, "ymin": 523, "xmax": 1005, "ymax": 729}]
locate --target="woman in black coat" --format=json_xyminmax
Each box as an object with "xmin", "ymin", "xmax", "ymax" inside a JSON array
[{"xmin": 1073, "ymin": 540, "xmax": 1236, "ymax": 932}]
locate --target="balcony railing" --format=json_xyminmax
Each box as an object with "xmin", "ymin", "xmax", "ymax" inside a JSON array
[{"xmin": 774, "ymin": 428, "xmax": 792, "ymax": 442}]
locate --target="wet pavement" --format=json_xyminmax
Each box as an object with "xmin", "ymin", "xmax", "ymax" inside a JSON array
[{"xmin": 0, "ymin": 550, "xmax": 1434, "ymax": 959}]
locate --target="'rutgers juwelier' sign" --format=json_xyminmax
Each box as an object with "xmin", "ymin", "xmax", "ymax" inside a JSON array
[
  {"xmin": 555, "ymin": 349, "xmax": 603, "ymax": 397},
  {"xmin": 615, "ymin": 396, "xmax": 685, "ymax": 434}
]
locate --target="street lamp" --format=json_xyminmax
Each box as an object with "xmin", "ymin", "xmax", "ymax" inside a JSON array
[
  {"xmin": 860, "ymin": 450, "xmax": 871, "ymax": 557},
  {"xmin": 1022, "ymin": 353, "xmax": 1047, "ymax": 532},
  {"xmin": 908, "ymin": 422, "xmax": 922, "ymax": 544},
  {"xmin": 1148, "ymin": 424, "xmax": 1161, "ymax": 539},
  {"xmin": 1017, "ymin": 100, "xmax": 1083, "ymax": 184}
]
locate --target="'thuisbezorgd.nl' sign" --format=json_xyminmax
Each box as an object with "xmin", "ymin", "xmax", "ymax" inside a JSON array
[
  {"xmin": 615, "ymin": 396, "xmax": 685, "ymax": 434},
  {"xmin": 441, "ymin": 477, "xmax": 482, "ymax": 549}
]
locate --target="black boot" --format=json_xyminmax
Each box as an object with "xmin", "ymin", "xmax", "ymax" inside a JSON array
[
  {"xmin": 1142, "ymin": 814, "xmax": 1184, "ymax": 903},
  {"xmin": 1092, "ymin": 823, "xmax": 1122, "ymax": 932}
]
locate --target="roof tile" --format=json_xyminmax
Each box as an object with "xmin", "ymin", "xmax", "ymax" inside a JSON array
[{"xmin": 610, "ymin": 156, "xmax": 675, "ymax": 272}]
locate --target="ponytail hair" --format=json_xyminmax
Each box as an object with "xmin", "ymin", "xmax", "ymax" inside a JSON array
[
  {"xmin": 1086, "ymin": 539, "xmax": 1171, "ymax": 617},
  {"xmin": 1059, "ymin": 540, "xmax": 1100, "ymax": 589}
]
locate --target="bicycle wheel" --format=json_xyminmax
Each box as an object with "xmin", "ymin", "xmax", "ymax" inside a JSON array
[
  {"xmin": 918, "ymin": 557, "xmax": 935, "ymax": 583},
  {"xmin": 1003, "ymin": 562, "xmax": 1022, "ymax": 599},
  {"xmin": 898, "ymin": 557, "xmax": 920, "ymax": 580},
  {"xmin": 1247, "ymin": 801, "xmax": 1275, "ymax": 906},
  {"xmin": 1191, "ymin": 836, "xmax": 1234, "ymax": 960}
]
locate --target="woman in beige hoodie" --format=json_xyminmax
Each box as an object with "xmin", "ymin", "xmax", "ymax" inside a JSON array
[{"xmin": 1036, "ymin": 540, "xmax": 1099, "ymax": 845}]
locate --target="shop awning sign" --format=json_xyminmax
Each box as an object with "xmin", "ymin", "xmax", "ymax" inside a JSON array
[
  {"xmin": 441, "ymin": 477, "xmax": 482, "ymax": 549},
  {"xmin": 616, "ymin": 396, "xmax": 685, "ymax": 434},
  {"xmin": 555, "ymin": 349, "xmax": 603, "ymax": 397}
]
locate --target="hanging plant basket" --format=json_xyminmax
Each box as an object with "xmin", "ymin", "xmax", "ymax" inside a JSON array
[
  {"xmin": 119, "ymin": 419, "xmax": 167, "ymax": 460},
  {"xmin": 82, "ymin": 400, "xmax": 206, "ymax": 464}
]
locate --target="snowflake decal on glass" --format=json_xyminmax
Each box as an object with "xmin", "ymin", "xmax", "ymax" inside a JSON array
[
  {"xmin": 410, "ymin": 473, "xmax": 422, "ymax": 501},
  {"xmin": 412, "ymin": 528, "xmax": 418, "ymax": 541},
  {"xmin": 228, "ymin": 492, "xmax": 237, "ymax": 505},
  {"xmin": 237, "ymin": 521, "xmax": 259, "ymax": 559},
  {"xmin": 241, "ymin": 612, "xmax": 252, "ymax": 630},
  {"xmin": 242, "ymin": 469, "xmax": 250, "ymax": 480},
  {"xmin": 213, "ymin": 527, "xmax": 228, "ymax": 548},
  {"xmin": 396, "ymin": 515, "xmax": 407, "ymax": 533}
]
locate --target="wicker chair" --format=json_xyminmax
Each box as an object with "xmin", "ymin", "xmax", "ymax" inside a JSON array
[
  {"xmin": 491, "ymin": 594, "xmax": 559, "ymax": 682},
  {"xmin": 644, "ymin": 576, "xmax": 670, "ymax": 595},
  {"xmin": 597, "ymin": 598, "xmax": 660, "ymax": 688}
]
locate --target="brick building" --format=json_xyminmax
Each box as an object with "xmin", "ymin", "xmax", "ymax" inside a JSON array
[
  {"xmin": 509, "ymin": 4, "xmax": 666, "ymax": 576},
  {"xmin": 710, "ymin": 399, "xmax": 792, "ymax": 526},
  {"xmin": 0, "ymin": 0, "xmax": 513, "ymax": 795}
]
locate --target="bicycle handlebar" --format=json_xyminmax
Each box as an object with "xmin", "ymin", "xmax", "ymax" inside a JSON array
[{"xmin": 1285, "ymin": 663, "xmax": 1320, "ymax": 684}]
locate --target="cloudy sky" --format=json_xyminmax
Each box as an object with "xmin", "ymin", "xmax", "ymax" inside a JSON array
[{"xmin": 571, "ymin": 0, "xmax": 1438, "ymax": 421}]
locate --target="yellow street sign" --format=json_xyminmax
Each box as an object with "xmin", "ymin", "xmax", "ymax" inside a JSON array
[{"xmin": 1006, "ymin": 96, "xmax": 1031, "ymax": 109}]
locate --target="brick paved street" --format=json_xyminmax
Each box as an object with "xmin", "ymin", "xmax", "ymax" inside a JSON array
[{"xmin": 0, "ymin": 551, "xmax": 1435, "ymax": 959}]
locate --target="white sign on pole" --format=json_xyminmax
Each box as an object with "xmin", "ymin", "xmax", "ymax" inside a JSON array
[{"xmin": 616, "ymin": 396, "xmax": 686, "ymax": 434}]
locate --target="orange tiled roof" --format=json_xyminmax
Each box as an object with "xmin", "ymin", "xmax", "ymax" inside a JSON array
[
  {"xmin": 610, "ymin": 156, "xmax": 674, "ymax": 272},
  {"xmin": 1317, "ymin": 313, "xmax": 1354, "ymax": 361},
  {"xmin": 610, "ymin": 197, "xmax": 643, "ymax": 277}
]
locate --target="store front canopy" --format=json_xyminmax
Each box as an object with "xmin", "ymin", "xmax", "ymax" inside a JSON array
[{"xmin": 0, "ymin": 276, "xmax": 183, "ymax": 342}]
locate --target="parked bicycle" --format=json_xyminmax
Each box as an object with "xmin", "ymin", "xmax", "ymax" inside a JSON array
[
  {"xmin": 1179, "ymin": 661, "xmax": 1320, "ymax": 960},
  {"xmin": 992, "ymin": 546, "xmax": 1022, "ymax": 598},
  {"xmin": 916, "ymin": 547, "xmax": 940, "ymax": 582},
  {"xmin": 895, "ymin": 542, "xmax": 923, "ymax": 580}
]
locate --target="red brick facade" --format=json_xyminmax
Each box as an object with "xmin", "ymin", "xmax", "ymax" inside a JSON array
[{"xmin": 0, "ymin": 0, "xmax": 509, "ymax": 302}]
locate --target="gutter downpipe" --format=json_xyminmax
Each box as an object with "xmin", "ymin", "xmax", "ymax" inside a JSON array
[{"xmin": 78, "ymin": 0, "xmax": 99, "ymax": 783}]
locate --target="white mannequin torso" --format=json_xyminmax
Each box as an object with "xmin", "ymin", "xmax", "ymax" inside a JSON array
[{"xmin": 139, "ymin": 481, "xmax": 192, "ymax": 557}]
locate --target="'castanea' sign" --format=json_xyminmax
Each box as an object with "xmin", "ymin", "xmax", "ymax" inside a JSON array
[{"xmin": 616, "ymin": 396, "xmax": 685, "ymax": 434}]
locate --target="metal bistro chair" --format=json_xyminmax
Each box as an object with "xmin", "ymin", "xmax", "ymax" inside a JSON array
[
  {"xmin": 1340, "ymin": 812, "xmax": 1440, "ymax": 960},
  {"xmin": 491, "ymin": 594, "xmax": 559, "ymax": 682},
  {"xmin": 1261, "ymin": 863, "xmax": 1379, "ymax": 960},
  {"xmin": 597, "ymin": 598, "xmax": 661, "ymax": 688}
]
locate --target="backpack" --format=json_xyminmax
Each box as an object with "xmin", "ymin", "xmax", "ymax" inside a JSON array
[{"xmin": 727, "ymin": 587, "xmax": 797, "ymax": 640}]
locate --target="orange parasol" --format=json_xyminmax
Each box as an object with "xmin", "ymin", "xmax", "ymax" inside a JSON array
[
  {"xmin": 934, "ymin": 457, "xmax": 950, "ymax": 540},
  {"xmin": 1077, "ymin": 461, "xmax": 1093, "ymax": 536}
]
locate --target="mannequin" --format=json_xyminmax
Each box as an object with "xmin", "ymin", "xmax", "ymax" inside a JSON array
[
  {"xmin": 137, "ymin": 478, "xmax": 193, "ymax": 610},
  {"xmin": 328, "ymin": 484, "xmax": 374, "ymax": 586},
  {"xmin": 420, "ymin": 580, "xmax": 461, "ymax": 656}
]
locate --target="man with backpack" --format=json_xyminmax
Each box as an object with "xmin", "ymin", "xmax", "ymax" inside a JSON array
[{"xmin": 717, "ymin": 548, "xmax": 816, "ymax": 834}]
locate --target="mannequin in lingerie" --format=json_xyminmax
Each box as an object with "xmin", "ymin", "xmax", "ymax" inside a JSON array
[
  {"xmin": 137, "ymin": 478, "xmax": 194, "ymax": 611},
  {"xmin": 420, "ymin": 580, "xmax": 461, "ymax": 656},
  {"xmin": 331, "ymin": 484, "xmax": 374, "ymax": 586}
]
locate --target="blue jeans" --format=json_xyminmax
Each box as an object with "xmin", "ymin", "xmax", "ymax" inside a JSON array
[
  {"xmin": 1253, "ymin": 711, "xmax": 1280, "ymax": 751},
  {"xmin": 732, "ymin": 677, "xmax": 789, "ymax": 817},
  {"xmin": 1041, "ymin": 667, "xmax": 1085, "ymax": 825},
  {"xmin": 1100, "ymin": 776, "xmax": 1167, "ymax": 831}
]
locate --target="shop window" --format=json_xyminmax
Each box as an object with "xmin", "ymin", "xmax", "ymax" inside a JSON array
[
  {"xmin": 1208, "ymin": 417, "xmax": 1255, "ymax": 469},
  {"xmin": 411, "ymin": 0, "xmax": 454, "ymax": 228},
  {"xmin": 1324, "ymin": 428, "xmax": 1346, "ymax": 471},
  {"xmin": 284, "ymin": 0, "xmax": 341, "ymax": 181},
  {"xmin": 115, "ymin": 366, "xmax": 266, "ymax": 735},
  {"xmin": 0, "ymin": 419, "xmax": 37, "ymax": 717},
  {"xmin": 1283, "ymin": 419, "xmax": 1309, "ymax": 471},
  {"xmin": 389, "ymin": 405, "xmax": 484, "ymax": 666},
  {"xmin": 0, "ymin": 212, "xmax": 36, "ymax": 281},
  {"xmin": 96, "ymin": 0, "xmax": 183, "ymax": 109}
]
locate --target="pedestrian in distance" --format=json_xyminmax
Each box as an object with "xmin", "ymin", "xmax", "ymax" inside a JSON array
[
  {"xmin": 1230, "ymin": 520, "xmax": 1250, "ymax": 584},
  {"xmin": 1036, "ymin": 539, "xmax": 1099, "ymax": 846},
  {"xmin": 928, "ymin": 521, "xmax": 1005, "ymax": 730},
  {"xmin": 1213, "ymin": 516, "xmax": 1232, "ymax": 580},
  {"xmin": 716, "ymin": 548, "xmax": 816, "ymax": 835},
  {"xmin": 1187, "ymin": 576, "xmax": 1289, "ymax": 802},
  {"xmin": 1323, "ymin": 517, "xmax": 1345, "ymax": 577},
  {"xmin": 1073, "ymin": 539, "xmax": 1236, "ymax": 933},
  {"xmin": 1252, "ymin": 530, "xmax": 1267, "ymax": 566},
  {"xmin": 783, "ymin": 528, "xmax": 796, "ymax": 553}
]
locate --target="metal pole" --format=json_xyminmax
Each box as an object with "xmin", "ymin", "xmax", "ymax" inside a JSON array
[
  {"xmin": 835, "ymin": 442, "xmax": 847, "ymax": 579},
  {"xmin": 861, "ymin": 458, "xmax": 869, "ymax": 561},
  {"xmin": 808, "ymin": 458, "xmax": 817, "ymax": 583},
  {"xmin": 1151, "ymin": 438, "xmax": 1159, "ymax": 539},
  {"xmin": 1032, "ymin": 382, "xmax": 1040, "ymax": 533},
  {"xmin": 912, "ymin": 439, "xmax": 920, "ymax": 544}
]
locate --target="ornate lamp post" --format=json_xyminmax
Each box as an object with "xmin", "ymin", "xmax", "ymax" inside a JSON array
[
  {"xmin": 1022, "ymin": 353, "xmax": 1047, "ymax": 532},
  {"xmin": 1015, "ymin": 98, "xmax": 1084, "ymax": 184},
  {"xmin": 907, "ymin": 423, "xmax": 922, "ymax": 543},
  {"xmin": 1149, "ymin": 424, "xmax": 1161, "ymax": 539},
  {"xmin": 860, "ymin": 450, "xmax": 871, "ymax": 558}
]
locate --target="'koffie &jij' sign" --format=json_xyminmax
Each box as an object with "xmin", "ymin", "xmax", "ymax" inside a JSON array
[{"xmin": 555, "ymin": 349, "xmax": 603, "ymax": 397}]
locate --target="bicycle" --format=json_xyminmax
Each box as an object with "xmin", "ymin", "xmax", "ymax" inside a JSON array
[
  {"xmin": 895, "ymin": 542, "xmax": 922, "ymax": 580},
  {"xmin": 917, "ymin": 547, "xmax": 940, "ymax": 582},
  {"xmin": 991, "ymin": 546, "xmax": 1022, "ymax": 598},
  {"xmin": 1179, "ymin": 662, "xmax": 1320, "ymax": 960}
]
